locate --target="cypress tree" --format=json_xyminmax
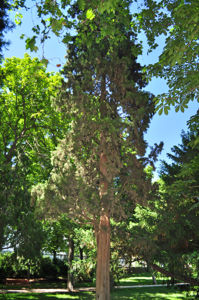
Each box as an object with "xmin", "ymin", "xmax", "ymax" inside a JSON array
[{"xmin": 36, "ymin": 2, "xmax": 162, "ymax": 299}]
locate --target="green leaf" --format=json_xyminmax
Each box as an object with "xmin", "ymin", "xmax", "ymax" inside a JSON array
[
  {"xmin": 164, "ymin": 107, "xmax": 168, "ymax": 115},
  {"xmin": 40, "ymin": 58, "xmax": 49, "ymax": 67},
  {"xmin": 175, "ymin": 106, "xmax": 180, "ymax": 112},
  {"xmin": 25, "ymin": 36, "xmax": 38, "ymax": 52},
  {"xmin": 15, "ymin": 11, "xmax": 23, "ymax": 25},
  {"xmin": 180, "ymin": 106, "xmax": 185, "ymax": 113},
  {"xmin": 62, "ymin": 35, "xmax": 72, "ymax": 44},
  {"xmin": 86, "ymin": 9, "xmax": 95, "ymax": 20},
  {"xmin": 51, "ymin": 19, "xmax": 64, "ymax": 35}
]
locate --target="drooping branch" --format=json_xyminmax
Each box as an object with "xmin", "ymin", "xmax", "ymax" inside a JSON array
[{"xmin": 150, "ymin": 263, "xmax": 199, "ymax": 286}]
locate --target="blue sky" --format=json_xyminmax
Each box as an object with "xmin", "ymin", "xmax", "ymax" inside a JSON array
[{"xmin": 3, "ymin": 5, "xmax": 198, "ymax": 177}]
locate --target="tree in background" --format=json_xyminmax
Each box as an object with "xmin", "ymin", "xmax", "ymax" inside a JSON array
[
  {"xmin": 42, "ymin": 218, "xmax": 68, "ymax": 264},
  {"xmin": 32, "ymin": 1, "xmax": 163, "ymax": 299},
  {"xmin": 0, "ymin": 54, "xmax": 66, "ymax": 254},
  {"xmin": 157, "ymin": 128, "xmax": 199, "ymax": 280},
  {"xmin": 42, "ymin": 215, "xmax": 77, "ymax": 290},
  {"xmin": 119, "ymin": 125, "xmax": 199, "ymax": 285},
  {"xmin": 73, "ymin": 226, "xmax": 96, "ymax": 285}
]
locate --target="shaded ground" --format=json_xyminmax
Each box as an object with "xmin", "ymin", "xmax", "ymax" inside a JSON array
[
  {"xmin": 0, "ymin": 287, "xmax": 95, "ymax": 294},
  {"xmin": 0, "ymin": 273, "xmax": 195, "ymax": 299},
  {"xmin": 0, "ymin": 283, "xmax": 191, "ymax": 294},
  {"xmin": 0, "ymin": 287, "xmax": 195, "ymax": 300}
]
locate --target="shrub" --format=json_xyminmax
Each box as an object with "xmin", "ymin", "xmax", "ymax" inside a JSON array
[
  {"xmin": 0, "ymin": 252, "xmax": 68, "ymax": 280},
  {"xmin": 0, "ymin": 252, "xmax": 15, "ymax": 280},
  {"xmin": 54, "ymin": 258, "xmax": 68, "ymax": 277},
  {"xmin": 39, "ymin": 256, "xmax": 58, "ymax": 279},
  {"xmin": 73, "ymin": 258, "xmax": 96, "ymax": 283}
]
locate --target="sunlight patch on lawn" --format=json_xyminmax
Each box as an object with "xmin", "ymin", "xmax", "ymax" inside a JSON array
[
  {"xmin": 152, "ymin": 292, "xmax": 192, "ymax": 299},
  {"xmin": 45, "ymin": 292, "xmax": 95, "ymax": 299},
  {"xmin": 119, "ymin": 273, "xmax": 169, "ymax": 286}
]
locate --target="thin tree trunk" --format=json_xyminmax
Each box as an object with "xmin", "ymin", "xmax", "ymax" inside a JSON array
[
  {"xmin": 79, "ymin": 247, "xmax": 83, "ymax": 260},
  {"xmin": 53, "ymin": 250, "xmax": 57, "ymax": 264},
  {"xmin": 96, "ymin": 213, "xmax": 111, "ymax": 300},
  {"xmin": 147, "ymin": 262, "xmax": 157, "ymax": 284},
  {"xmin": 67, "ymin": 237, "xmax": 74, "ymax": 291},
  {"xmin": 27, "ymin": 264, "xmax": 30, "ymax": 281},
  {"xmin": 152, "ymin": 274, "xmax": 157, "ymax": 285}
]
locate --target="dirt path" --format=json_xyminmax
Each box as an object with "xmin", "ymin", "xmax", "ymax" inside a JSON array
[{"xmin": 0, "ymin": 283, "xmax": 189, "ymax": 294}]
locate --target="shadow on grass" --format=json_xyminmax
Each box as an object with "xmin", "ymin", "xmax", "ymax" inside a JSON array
[
  {"xmin": 0, "ymin": 287, "xmax": 195, "ymax": 300},
  {"xmin": 0, "ymin": 282, "xmax": 94, "ymax": 291},
  {"xmin": 0, "ymin": 292, "xmax": 95, "ymax": 300},
  {"xmin": 111, "ymin": 287, "xmax": 195, "ymax": 299},
  {"xmin": 0, "ymin": 282, "xmax": 68, "ymax": 291}
]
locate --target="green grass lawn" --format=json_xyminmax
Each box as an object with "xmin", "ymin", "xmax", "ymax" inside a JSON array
[
  {"xmin": 0, "ymin": 287, "xmax": 196, "ymax": 300},
  {"xmin": 0, "ymin": 272, "xmax": 197, "ymax": 299},
  {"xmin": 0, "ymin": 292, "xmax": 95, "ymax": 299},
  {"xmin": 118, "ymin": 272, "xmax": 169, "ymax": 286},
  {"xmin": 0, "ymin": 272, "xmax": 166, "ymax": 290},
  {"xmin": 112, "ymin": 286, "xmax": 195, "ymax": 299}
]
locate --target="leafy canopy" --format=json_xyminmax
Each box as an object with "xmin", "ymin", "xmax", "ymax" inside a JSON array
[
  {"xmin": 11, "ymin": 0, "xmax": 198, "ymax": 115},
  {"xmin": 0, "ymin": 54, "xmax": 66, "ymax": 252}
]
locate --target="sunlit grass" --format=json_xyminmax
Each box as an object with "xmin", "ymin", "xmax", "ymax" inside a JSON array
[
  {"xmin": 0, "ymin": 287, "xmax": 196, "ymax": 300},
  {"xmin": 0, "ymin": 292, "xmax": 95, "ymax": 299},
  {"xmin": 0, "ymin": 272, "xmax": 196, "ymax": 299},
  {"xmin": 118, "ymin": 272, "xmax": 169, "ymax": 286},
  {"xmin": 111, "ymin": 287, "xmax": 195, "ymax": 299}
]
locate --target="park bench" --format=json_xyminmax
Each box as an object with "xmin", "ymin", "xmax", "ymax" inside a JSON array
[{"xmin": 5, "ymin": 278, "xmax": 30, "ymax": 285}]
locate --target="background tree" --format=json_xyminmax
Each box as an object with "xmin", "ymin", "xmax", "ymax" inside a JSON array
[
  {"xmin": 119, "ymin": 126, "xmax": 199, "ymax": 285},
  {"xmin": 158, "ymin": 128, "xmax": 199, "ymax": 281},
  {"xmin": 42, "ymin": 215, "xmax": 77, "ymax": 291},
  {"xmin": 42, "ymin": 217, "xmax": 67, "ymax": 264},
  {"xmin": 72, "ymin": 225, "xmax": 96, "ymax": 285},
  {"xmin": 32, "ymin": 1, "xmax": 162, "ymax": 299},
  {"xmin": 0, "ymin": 54, "xmax": 66, "ymax": 253}
]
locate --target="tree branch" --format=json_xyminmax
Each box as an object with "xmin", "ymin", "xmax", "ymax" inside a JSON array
[{"xmin": 150, "ymin": 263, "xmax": 199, "ymax": 286}]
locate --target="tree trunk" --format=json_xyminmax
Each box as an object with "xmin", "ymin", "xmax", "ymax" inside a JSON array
[
  {"xmin": 96, "ymin": 73, "xmax": 111, "ymax": 299},
  {"xmin": 79, "ymin": 247, "xmax": 83, "ymax": 260},
  {"xmin": 53, "ymin": 250, "xmax": 57, "ymax": 264},
  {"xmin": 147, "ymin": 262, "xmax": 157, "ymax": 285},
  {"xmin": 27, "ymin": 264, "xmax": 30, "ymax": 281},
  {"xmin": 152, "ymin": 274, "xmax": 157, "ymax": 285},
  {"xmin": 67, "ymin": 237, "xmax": 74, "ymax": 291},
  {"xmin": 96, "ymin": 213, "xmax": 111, "ymax": 300}
]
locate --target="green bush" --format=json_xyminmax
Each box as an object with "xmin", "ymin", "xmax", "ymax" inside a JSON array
[
  {"xmin": 0, "ymin": 252, "xmax": 15, "ymax": 280},
  {"xmin": 73, "ymin": 258, "xmax": 95, "ymax": 283},
  {"xmin": 40, "ymin": 256, "xmax": 58, "ymax": 279},
  {"xmin": 54, "ymin": 258, "xmax": 68, "ymax": 277},
  {"xmin": 0, "ymin": 252, "xmax": 43, "ymax": 279},
  {"xmin": 0, "ymin": 252, "xmax": 68, "ymax": 280}
]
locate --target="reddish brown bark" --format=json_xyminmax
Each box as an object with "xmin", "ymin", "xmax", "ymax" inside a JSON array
[
  {"xmin": 96, "ymin": 73, "xmax": 111, "ymax": 299},
  {"xmin": 95, "ymin": 140, "xmax": 111, "ymax": 299},
  {"xmin": 96, "ymin": 213, "xmax": 111, "ymax": 300},
  {"xmin": 99, "ymin": 152, "xmax": 108, "ymax": 198}
]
